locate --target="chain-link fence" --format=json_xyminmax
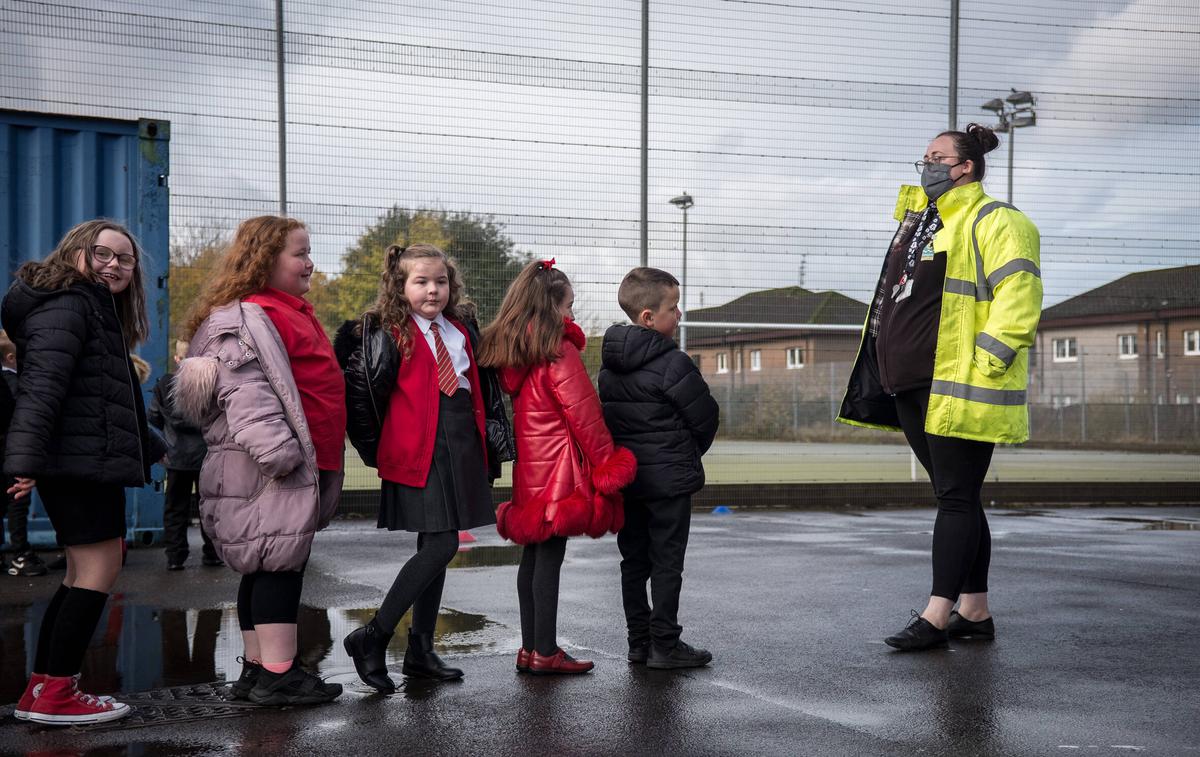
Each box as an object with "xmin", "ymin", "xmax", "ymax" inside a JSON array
[{"xmin": 3, "ymin": 0, "xmax": 1198, "ymax": 500}]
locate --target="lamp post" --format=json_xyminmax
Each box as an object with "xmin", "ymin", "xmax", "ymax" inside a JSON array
[
  {"xmin": 669, "ymin": 192, "xmax": 694, "ymax": 351},
  {"xmin": 980, "ymin": 89, "xmax": 1037, "ymax": 204}
]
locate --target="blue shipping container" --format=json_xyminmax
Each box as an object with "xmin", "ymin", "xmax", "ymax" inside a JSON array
[{"xmin": 0, "ymin": 108, "xmax": 171, "ymax": 547}]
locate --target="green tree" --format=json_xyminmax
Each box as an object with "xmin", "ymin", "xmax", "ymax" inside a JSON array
[
  {"xmin": 317, "ymin": 207, "xmax": 528, "ymax": 332},
  {"xmin": 169, "ymin": 228, "xmax": 227, "ymax": 342}
]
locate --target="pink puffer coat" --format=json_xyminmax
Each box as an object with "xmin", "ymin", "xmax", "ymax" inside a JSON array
[{"xmin": 174, "ymin": 301, "xmax": 341, "ymax": 573}]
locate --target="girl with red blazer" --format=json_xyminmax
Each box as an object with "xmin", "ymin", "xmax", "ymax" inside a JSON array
[
  {"xmin": 341, "ymin": 244, "xmax": 495, "ymax": 693},
  {"xmin": 478, "ymin": 260, "xmax": 636, "ymax": 675}
]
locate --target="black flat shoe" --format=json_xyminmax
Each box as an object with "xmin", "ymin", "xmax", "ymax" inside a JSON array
[
  {"xmin": 402, "ymin": 632, "xmax": 463, "ymax": 681},
  {"xmin": 627, "ymin": 642, "xmax": 650, "ymax": 664},
  {"xmin": 646, "ymin": 640, "xmax": 712, "ymax": 670},
  {"xmin": 344, "ymin": 620, "xmax": 397, "ymax": 692},
  {"xmin": 884, "ymin": 610, "xmax": 949, "ymax": 651},
  {"xmin": 946, "ymin": 611, "xmax": 995, "ymax": 640}
]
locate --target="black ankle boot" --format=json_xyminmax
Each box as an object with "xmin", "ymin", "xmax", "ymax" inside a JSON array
[
  {"xmin": 402, "ymin": 631, "xmax": 463, "ymax": 681},
  {"xmin": 344, "ymin": 619, "xmax": 397, "ymax": 692}
]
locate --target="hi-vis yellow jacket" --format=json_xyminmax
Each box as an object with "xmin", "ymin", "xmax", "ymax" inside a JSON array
[{"xmin": 838, "ymin": 181, "xmax": 1042, "ymax": 444}]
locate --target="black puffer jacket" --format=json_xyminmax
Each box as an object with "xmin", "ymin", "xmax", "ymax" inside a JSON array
[
  {"xmin": 598, "ymin": 324, "xmax": 719, "ymax": 501},
  {"xmin": 1, "ymin": 266, "xmax": 159, "ymax": 486}
]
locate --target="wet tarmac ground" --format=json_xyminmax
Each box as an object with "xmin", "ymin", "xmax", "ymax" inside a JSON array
[{"xmin": 0, "ymin": 506, "xmax": 1198, "ymax": 756}]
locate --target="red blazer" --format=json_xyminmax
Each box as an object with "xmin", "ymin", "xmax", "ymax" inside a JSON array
[
  {"xmin": 377, "ymin": 318, "xmax": 487, "ymax": 486},
  {"xmin": 496, "ymin": 319, "xmax": 636, "ymax": 545}
]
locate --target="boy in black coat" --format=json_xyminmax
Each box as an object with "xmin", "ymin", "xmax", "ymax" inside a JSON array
[
  {"xmin": 149, "ymin": 340, "xmax": 220, "ymax": 571},
  {"xmin": 0, "ymin": 329, "xmax": 47, "ymax": 577},
  {"xmin": 598, "ymin": 267, "xmax": 719, "ymax": 669}
]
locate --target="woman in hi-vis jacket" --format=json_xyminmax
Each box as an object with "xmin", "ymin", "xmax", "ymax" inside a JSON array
[{"xmin": 839, "ymin": 123, "xmax": 1042, "ymax": 652}]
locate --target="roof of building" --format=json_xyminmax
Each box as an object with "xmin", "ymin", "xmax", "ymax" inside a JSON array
[
  {"xmin": 687, "ymin": 285, "xmax": 867, "ymax": 326},
  {"xmin": 1041, "ymin": 264, "xmax": 1200, "ymax": 323}
]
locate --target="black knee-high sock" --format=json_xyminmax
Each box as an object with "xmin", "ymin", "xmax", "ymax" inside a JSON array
[
  {"xmin": 34, "ymin": 584, "xmax": 71, "ymax": 674},
  {"xmin": 45, "ymin": 587, "xmax": 109, "ymax": 677}
]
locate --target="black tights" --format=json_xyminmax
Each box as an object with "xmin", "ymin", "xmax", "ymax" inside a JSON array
[
  {"xmin": 236, "ymin": 571, "xmax": 305, "ymax": 630},
  {"xmin": 895, "ymin": 387, "xmax": 996, "ymax": 601},
  {"xmin": 516, "ymin": 537, "xmax": 567, "ymax": 656},
  {"xmin": 375, "ymin": 530, "xmax": 459, "ymax": 636}
]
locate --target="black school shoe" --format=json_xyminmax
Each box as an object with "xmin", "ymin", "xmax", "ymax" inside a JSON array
[
  {"xmin": 884, "ymin": 610, "xmax": 949, "ymax": 651},
  {"xmin": 247, "ymin": 663, "xmax": 342, "ymax": 705},
  {"xmin": 646, "ymin": 640, "xmax": 712, "ymax": 670},
  {"xmin": 402, "ymin": 632, "xmax": 463, "ymax": 681},
  {"xmin": 229, "ymin": 657, "xmax": 262, "ymax": 700},
  {"xmin": 946, "ymin": 611, "xmax": 995, "ymax": 640},
  {"xmin": 344, "ymin": 620, "xmax": 397, "ymax": 692},
  {"xmin": 627, "ymin": 641, "xmax": 650, "ymax": 664}
]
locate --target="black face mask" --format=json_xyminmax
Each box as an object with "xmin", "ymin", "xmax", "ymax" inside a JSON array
[{"xmin": 921, "ymin": 160, "xmax": 965, "ymax": 201}]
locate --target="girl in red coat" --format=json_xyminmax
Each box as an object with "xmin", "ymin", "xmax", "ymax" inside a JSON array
[
  {"xmin": 478, "ymin": 259, "xmax": 636, "ymax": 675},
  {"xmin": 342, "ymin": 243, "xmax": 495, "ymax": 692}
]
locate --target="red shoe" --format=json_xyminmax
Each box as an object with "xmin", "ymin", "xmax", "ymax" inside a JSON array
[
  {"xmin": 14, "ymin": 673, "xmax": 44, "ymax": 720},
  {"xmin": 528, "ymin": 649, "xmax": 594, "ymax": 675},
  {"xmin": 15, "ymin": 673, "xmax": 116, "ymax": 719},
  {"xmin": 516, "ymin": 648, "xmax": 531, "ymax": 673},
  {"xmin": 27, "ymin": 675, "xmax": 131, "ymax": 725}
]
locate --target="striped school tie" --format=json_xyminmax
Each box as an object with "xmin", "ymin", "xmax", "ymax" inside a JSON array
[{"xmin": 430, "ymin": 323, "xmax": 459, "ymax": 396}]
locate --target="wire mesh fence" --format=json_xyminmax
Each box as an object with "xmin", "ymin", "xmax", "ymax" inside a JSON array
[{"xmin": 2, "ymin": 0, "xmax": 1197, "ymax": 500}]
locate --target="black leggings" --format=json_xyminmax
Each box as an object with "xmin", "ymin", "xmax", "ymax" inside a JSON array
[
  {"xmin": 237, "ymin": 571, "xmax": 305, "ymax": 630},
  {"xmin": 516, "ymin": 536, "xmax": 567, "ymax": 656},
  {"xmin": 374, "ymin": 530, "xmax": 459, "ymax": 636},
  {"xmin": 894, "ymin": 387, "xmax": 996, "ymax": 601}
]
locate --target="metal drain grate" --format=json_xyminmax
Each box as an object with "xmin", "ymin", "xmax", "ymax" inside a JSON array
[{"xmin": 78, "ymin": 682, "xmax": 257, "ymax": 732}]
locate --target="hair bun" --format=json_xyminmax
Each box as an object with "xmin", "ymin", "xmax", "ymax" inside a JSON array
[{"xmin": 965, "ymin": 123, "xmax": 1000, "ymax": 154}]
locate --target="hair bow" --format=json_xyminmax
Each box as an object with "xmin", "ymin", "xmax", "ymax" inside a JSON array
[{"xmin": 538, "ymin": 258, "xmax": 556, "ymax": 271}]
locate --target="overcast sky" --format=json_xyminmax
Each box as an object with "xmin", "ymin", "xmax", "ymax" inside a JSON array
[{"xmin": 2, "ymin": 0, "xmax": 1197, "ymax": 325}]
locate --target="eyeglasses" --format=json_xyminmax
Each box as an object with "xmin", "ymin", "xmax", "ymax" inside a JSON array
[
  {"xmin": 913, "ymin": 156, "xmax": 963, "ymax": 174},
  {"xmin": 90, "ymin": 245, "xmax": 137, "ymax": 271}
]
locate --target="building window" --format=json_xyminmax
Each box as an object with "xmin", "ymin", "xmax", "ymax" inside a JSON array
[
  {"xmin": 786, "ymin": 347, "xmax": 806, "ymax": 369},
  {"xmin": 1052, "ymin": 337, "xmax": 1078, "ymax": 362},
  {"xmin": 734, "ymin": 351, "xmax": 743, "ymax": 373},
  {"xmin": 1186, "ymin": 330, "xmax": 1200, "ymax": 356},
  {"xmin": 716, "ymin": 352, "xmax": 728, "ymax": 374},
  {"xmin": 750, "ymin": 350, "xmax": 761, "ymax": 372},
  {"xmin": 1156, "ymin": 331, "xmax": 1165, "ymax": 359},
  {"xmin": 1118, "ymin": 334, "xmax": 1137, "ymax": 360},
  {"xmin": 692, "ymin": 354, "xmax": 702, "ymax": 370}
]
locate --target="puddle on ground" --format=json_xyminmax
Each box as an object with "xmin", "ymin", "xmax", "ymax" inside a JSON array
[
  {"xmin": 994, "ymin": 510, "xmax": 1054, "ymax": 517},
  {"xmin": 1100, "ymin": 516, "xmax": 1200, "ymax": 531},
  {"xmin": 0, "ymin": 599, "xmax": 509, "ymax": 705},
  {"xmin": 449, "ymin": 544, "xmax": 522, "ymax": 568}
]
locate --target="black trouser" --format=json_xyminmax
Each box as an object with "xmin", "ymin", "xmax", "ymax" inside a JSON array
[
  {"xmin": 894, "ymin": 387, "xmax": 995, "ymax": 601},
  {"xmin": 3, "ymin": 476, "xmax": 31, "ymax": 554},
  {"xmin": 162, "ymin": 469, "xmax": 216, "ymax": 563},
  {"xmin": 618, "ymin": 494, "xmax": 692, "ymax": 648},
  {"xmin": 516, "ymin": 536, "xmax": 567, "ymax": 656}
]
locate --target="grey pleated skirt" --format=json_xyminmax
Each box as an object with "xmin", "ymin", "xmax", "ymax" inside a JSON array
[{"xmin": 378, "ymin": 389, "xmax": 496, "ymax": 533}]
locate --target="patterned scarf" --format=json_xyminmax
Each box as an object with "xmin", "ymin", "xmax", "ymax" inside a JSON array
[{"xmin": 867, "ymin": 205, "xmax": 942, "ymax": 337}]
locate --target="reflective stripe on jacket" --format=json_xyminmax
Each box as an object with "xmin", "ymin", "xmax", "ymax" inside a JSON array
[{"xmin": 838, "ymin": 182, "xmax": 1043, "ymax": 444}]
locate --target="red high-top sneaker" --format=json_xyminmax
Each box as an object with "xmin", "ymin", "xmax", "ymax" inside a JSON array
[
  {"xmin": 15, "ymin": 673, "xmax": 117, "ymax": 720},
  {"xmin": 26, "ymin": 675, "xmax": 130, "ymax": 725}
]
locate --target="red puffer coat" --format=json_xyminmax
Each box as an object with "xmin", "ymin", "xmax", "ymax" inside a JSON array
[{"xmin": 497, "ymin": 319, "xmax": 636, "ymax": 545}]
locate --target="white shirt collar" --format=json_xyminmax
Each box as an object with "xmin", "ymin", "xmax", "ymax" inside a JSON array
[{"xmin": 411, "ymin": 312, "xmax": 450, "ymax": 335}]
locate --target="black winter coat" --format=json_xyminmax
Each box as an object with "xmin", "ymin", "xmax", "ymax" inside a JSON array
[
  {"xmin": 334, "ymin": 315, "xmax": 516, "ymax": 480},
  {"xmin": 149, "ymin": 373, "xmax": 208, "ymax": 471},
  {"xmin": 1, "ymin": 271, "xmax": 160, "ymax": 486},
  {"xmin": 598, "ymin": 324, "xmax": 719, "ymax": 501}
]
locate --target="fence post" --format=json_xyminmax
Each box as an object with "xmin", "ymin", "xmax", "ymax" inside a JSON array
[
  {"xmin": 1123, "ymin": 372, "xmax": 1131, "ymax": 437},
  {"xmin": 1079, "ymin": 348, "xmax": 1087, "ymax": 442},
  {"xmin": 828, "ymin": 362, "xmax": 837, "ymax": 427}
]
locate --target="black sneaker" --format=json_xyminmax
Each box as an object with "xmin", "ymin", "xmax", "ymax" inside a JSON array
[
  {"xmin": 201, "ymin": 554, "xmax": 225, "ymax": 567},
  {"xmin": 946, "ymin": 611, "xmax": 995, "ymax": 640},
  {"xmin": 247, "ymin": 664, "xmax": 342, "ymax": 706},
  {"xmin": 47, "ymin": 554, "xmax": 66, "ymax": 571},
  {"xmin": 7, "ymin": 552, "xmax": 48, "ymax": 577},
  {"xmin": 627, "ymin": 642, "xmax": 650, "ymax": 664},
  {"xmin": 884, "ymin": 610, "xmax": 949, "ymax": 651},
  {"xmin": 229, "ymin": 657, "xmax": 262, "ymax": 700},
  {"xmin": 166, "ymin": 561, "xmax": 185, "ymax": 571},
  {"xmin": 646, "ymin": 640, "xmax": 712, "ymax": 670}
]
